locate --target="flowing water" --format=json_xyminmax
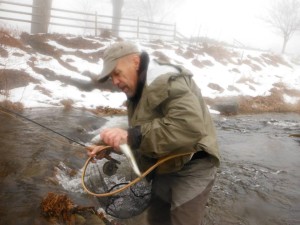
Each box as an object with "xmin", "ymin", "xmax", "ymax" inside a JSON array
[{"xmin": 0, "ymin": 108, "xmax": 299, "ymax": 225}]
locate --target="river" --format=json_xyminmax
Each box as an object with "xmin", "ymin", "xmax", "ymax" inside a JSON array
[{"xmin": 0, "ymin": 108, "xmax": 299, "ymax": 225}]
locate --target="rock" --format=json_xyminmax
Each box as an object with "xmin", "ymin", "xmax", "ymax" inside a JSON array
[{"xmin": 211, "ymin": 99, "xmax": 239, "ymax": 115}]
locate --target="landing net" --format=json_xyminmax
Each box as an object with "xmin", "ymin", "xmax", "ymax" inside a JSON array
[{"xmin": 82, "ymin": 151, "xmax": 152, "ymax": 219}]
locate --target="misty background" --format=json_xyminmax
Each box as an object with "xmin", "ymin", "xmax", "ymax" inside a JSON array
[{"xmin": 1, "ymin": 0, "xmax": 300, "ymax": 56}]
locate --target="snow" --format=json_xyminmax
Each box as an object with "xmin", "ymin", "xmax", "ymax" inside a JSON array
[{"xmin": 1, "ymin": 35, "xmax": 300, "ymax": 114}]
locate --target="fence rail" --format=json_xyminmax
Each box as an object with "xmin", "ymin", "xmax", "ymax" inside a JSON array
[{"xmin": 0, "ymin": 0, "xmax": 187, "ymax": 41}]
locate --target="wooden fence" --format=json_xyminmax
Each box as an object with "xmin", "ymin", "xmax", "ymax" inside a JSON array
[{"xmin": 0, "ymin": 0, "xmax": 186, "ymax": 41}]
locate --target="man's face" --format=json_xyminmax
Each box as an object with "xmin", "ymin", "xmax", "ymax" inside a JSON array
[{"xmin": 110, "ymin": 54, "xmax": 140, "ymax": 98}]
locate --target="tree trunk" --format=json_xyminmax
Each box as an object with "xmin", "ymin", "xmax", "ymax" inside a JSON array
[
  {"xmin": 281, "ymin": 35, "xmax": 288, "ymax": 54},
  {"xmin": 31, "ymin": 0, "xmax": 53, "ymax": 34},
  {"xmin": 111, "ymin": 0, "xmax": 124, "ymax": 37}
]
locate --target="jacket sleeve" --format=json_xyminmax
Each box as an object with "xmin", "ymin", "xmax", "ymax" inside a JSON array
[{"xmin": 139, "ymin": 75, "xmax": 209, "ymax": 158}]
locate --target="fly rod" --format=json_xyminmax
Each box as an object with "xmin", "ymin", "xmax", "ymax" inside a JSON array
[
  {"xmin": 0, "ymin": 105, "xmax": 142, "ymax": 176},
  {"xmin": 0, "ymin": 106, "xmax": 86, "ymax": 147}
]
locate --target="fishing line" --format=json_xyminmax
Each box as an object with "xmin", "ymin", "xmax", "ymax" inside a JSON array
[{"xmin": 0, "ymin": 105, "xmax": 86, "ymax": 147}]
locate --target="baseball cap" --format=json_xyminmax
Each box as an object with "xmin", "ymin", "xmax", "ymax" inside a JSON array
[{"xmin": 97, "ymin": 41, "xmax": 140, "ymax": 82}]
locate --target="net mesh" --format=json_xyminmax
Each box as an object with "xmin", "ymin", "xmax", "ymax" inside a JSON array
[{"xmin": 83, "ymin": 152, "xmax": 152, "ymax": 219}]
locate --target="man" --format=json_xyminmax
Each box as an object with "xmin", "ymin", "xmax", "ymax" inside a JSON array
[{"xmin": 87, "ymin": 41, "xmax": 220, "ymax": 225}]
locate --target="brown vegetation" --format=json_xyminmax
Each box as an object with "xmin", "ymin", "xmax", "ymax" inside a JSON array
[
  {"xmin": 41, "ymin": 192, "xmax": 75, "ymax": 223},
  {"xmin": 182, "ymin": 49, "xmax": 194, "ymax": 59},
  {"xmin": 0, "ymin": 46, "xmax": 8, "ymax": 57},
  {"xmin": 20, "ymin": 33, "xmax": 62, "ymax": 57},
  {"xmin": 40, "ymin": 192, "xmax": 116, "ymax": 225},
  {"xmin": 238, "ymin": 89, "xmax": 300, "ymax": 114},
  {"xmin": 56, "ymin": 36, "xmax": 103, "ymax": 50},
  {"xmin": 0, "ymin": 69, "xmax": 40, "ymax": 92},
  {"xmin": 208, "ymin": 83, "xmax": 225, "ymax": 92},
  {"xmin": 236, "ymin": 76, "xmax": 259, "ymax": 85},
  {"xmin": 192, "ymin": 58, "xmax": 213, "ymax": 68},
  {"xmin": 89, "ymin": 106, "xmax": 127, "ymax": 116},
  {"xmin": 0, "ymin": 100, "xmax": 24, "ymax": 112},
  {"xmin": 0, "ymin": 28, "xmax": 25, "ymax": 50},
  {"xmin": 261, "ymin": 53, "xmax": 291, "ymax": 67},
  {"xmin": 152, "ymin": 50, "xmax": 171, "ymax": 63},
  {"xmin": 34, "ymin": 85, "xmax": 52, "ymax": 97},
  {"xmin": 202, "ymin": 44, "xmax": 238, "ymax": 65},
  {"xmin": 241, "ymin": 59, "xmax": 262, "ymax": 71}
]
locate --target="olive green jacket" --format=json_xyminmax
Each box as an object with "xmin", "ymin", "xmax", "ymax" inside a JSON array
[{"xmin": 127, "ymin": 60, "xmax": 220, "ymax": 173}]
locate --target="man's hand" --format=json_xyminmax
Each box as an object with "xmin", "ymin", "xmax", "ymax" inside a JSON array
[
  {"xmin": 100, "ymin": 128, "xmax": 128, "ymax": 150},
  {"xmin": 86, "ymin": 145, "xmax": 110, "ymax": 158}
]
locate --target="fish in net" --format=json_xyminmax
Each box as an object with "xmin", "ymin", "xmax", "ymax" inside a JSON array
[{"xmin": 82, "ymin": 150, "xmax": 152, "ymax": 219}]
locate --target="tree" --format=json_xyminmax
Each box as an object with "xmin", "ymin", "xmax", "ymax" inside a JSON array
[
  {"xmin": 122, "ymin": 0, "xmax": 182, "ymax": 39},
  {"xmin": 31, "ymin": 0, "xmax": 53, "ymax": 34},
  {"xmin": 111, "ymin": 0, "xmax": 124, "ymax": 37},
  {"xmin": 265, "ymin": 0, "xmax": 300, "ymax": 54},
  {"xmin": 77, "ymin": 0, "xmax": 94, "ymax": 34},
  {"xmin": 124, "ymin": 0, "xmax": 182, "ymax": 23}
]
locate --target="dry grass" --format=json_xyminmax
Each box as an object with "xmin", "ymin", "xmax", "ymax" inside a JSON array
[
  {"xmin": 20, "ymin": 32, "xmax": 62, "ymax": 58},
  {"xmin": 241, "ymin": 59, "xmax": 262, "ymax": 71},
  {"xmin": 202, "ymin": 45, "xmax": 238, "ymax": 65},
  {"xmin": 0, "ymin": 69, "xmax": 40, "ymax": 92},
  {"xmin": 34, "ymin": 85, "xmax": 52, "ymax": 97},
  {"xmin": 152, "ymin": 51, "xmax": 171, "ymax": 63},
  {"xmin": 0, "ymin": 46, "xmax": 8, "ymax": 57},
  {"xmin": 228, "ymin": 85, "xmax": 240, "ymax": 92},
  {"xmin": 40, "ymin": 192, "xmax": 113, "ymax": 225},
  {"xmin": 229, "ymin": 68, "xmax": 240, "ymax": 73},
  {"xmin": 89, "ymin": 106, "xmax": 127, "ymax": 116},
  {"xmin": 236, "ymin": 76, "xmax": 258, "ymax": 84},
  {"xmin": 56, "ymin": 36, "xmax": 103, "ymax": 49},
  {"xmin": 273, "ymin": 82, "xmax": 300, "ymax": 97},
  {"xmin": 182, "ymin": 50, "xmax": 194, "ymax": 59},
  {"xmin": 192, "ymin": 59, "xmax": 213, "ymax": 68},
  {"xmin": 247, "ymin": 55, "xmax": 264, "ymax": 65},
  {"xmin": 260, "ymin": 53, "xmax": 291, "ymax": 68},
  {"xmin": 0, "ymin": 27, "xmax": 25, "ymax": 50},
  {"xmin": 0, "ymin": 100, "xmax": 24, "ymax": 112},
  {"xmin": 238, "ymin": 89, "xmax": 300, "ymax": 114},
  {"xmin": 208, "ymin": 83, "xmax": 225, "ymax": 92}
]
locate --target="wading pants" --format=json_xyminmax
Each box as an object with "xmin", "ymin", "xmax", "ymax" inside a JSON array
[{"xmin": 147, "ymin": 156, "xmax": 217, "ymax": 225}]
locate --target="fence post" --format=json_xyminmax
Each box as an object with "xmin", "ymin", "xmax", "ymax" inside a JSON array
[
  {"xmin": 31, "ymin": 0, "xmax": 53, "ymax": 34},
  {"xmin": 95, "ymin": 11, "xmax": 98, "ymax": 36},
  {"xmin": 137, "ymin": 17, "xmax": 140, "ymax": 39}
]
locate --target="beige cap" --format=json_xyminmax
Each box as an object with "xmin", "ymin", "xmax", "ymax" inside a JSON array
[{"xmin": 97, "ymin": 41, "xmax": 140, "ymax": 82}]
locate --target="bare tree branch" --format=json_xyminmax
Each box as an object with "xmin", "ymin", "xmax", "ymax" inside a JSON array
[
  {"xmin": 124, "ymin": 0, "xmax": 182, "ymax": 23},
  {"xmin": 264, "ymin": 0, "xmax": 300, "ymax": 54}
]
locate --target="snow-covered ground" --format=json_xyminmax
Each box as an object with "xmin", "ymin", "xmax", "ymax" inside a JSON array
[{"xmin": 1, "ymin": 33, "xmax": 300, "ymax": 114}]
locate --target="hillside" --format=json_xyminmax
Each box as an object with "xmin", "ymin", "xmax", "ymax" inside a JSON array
[{"xmin": 1, "ymin": 29, "xmax": 300, "ymax": 115}]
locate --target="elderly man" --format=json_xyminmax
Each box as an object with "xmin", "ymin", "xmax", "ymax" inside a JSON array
[{"xmin": 87, "ymin": 41, "xmax": 220, "ymax": 225}]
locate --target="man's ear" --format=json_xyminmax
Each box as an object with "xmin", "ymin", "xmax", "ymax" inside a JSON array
[{"xmin": 132, "ymin": 54, "xmax": 140, "ymax": 71}]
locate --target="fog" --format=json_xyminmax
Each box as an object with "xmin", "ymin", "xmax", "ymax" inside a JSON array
[{"xmin": 1, "ymin": 0, "xmax": 300, "ymax": 55}]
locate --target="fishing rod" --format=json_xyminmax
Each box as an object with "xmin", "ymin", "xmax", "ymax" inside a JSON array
[
  {"xmin": 0, "ymin": 105, "xmax": 142, "ymax": 176},
  {"xmin": 0, "ymin": 105, "xmax": 86, "ymax": 147}
]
